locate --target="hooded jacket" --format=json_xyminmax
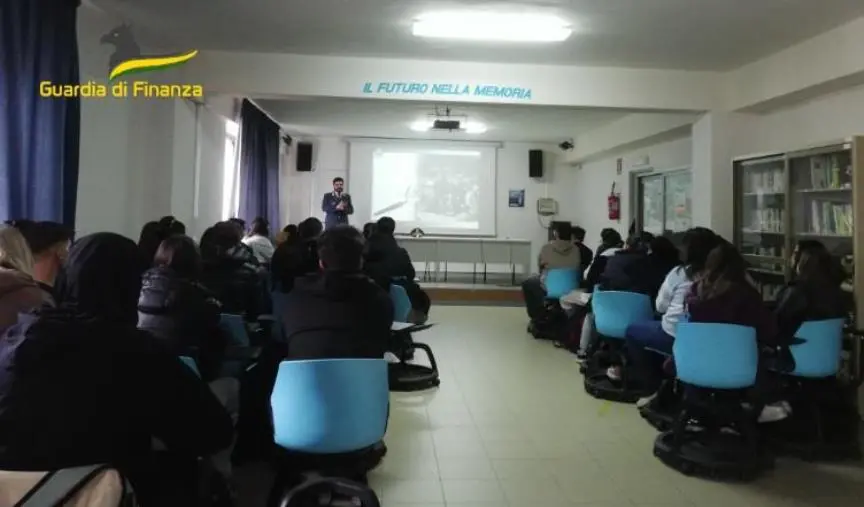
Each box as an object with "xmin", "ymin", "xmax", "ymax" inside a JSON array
[
  {"xmin": 363, "ymin": 233, "xmax": 415, "ymax": 288},
  {"xmin": 278, "ymin": 271, "xmax": 394, "ymax": 360},
  {"xmin": 0, "ymin": 268, "xmax": 51, "ymax": 333},
  {"xmin": 0, "ymin": 233, "xmax": 232, "ymax": 505},
  {"xmin": 137, "ymin": 267, "xmax": 225, "ymax": 381},
  {"xmin": 538, "ymin": 239, "xmax": 582, "ymax": 273}
]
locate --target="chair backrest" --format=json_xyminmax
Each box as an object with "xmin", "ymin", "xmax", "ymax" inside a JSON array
[
  {"xmin": 791, "ymin": 318, "xmax": 845, "ymax": 378},
  {"xmin": 0, "ymin": 465, "xmax": 132, "ymax": 507},
  {"xmin": 674, "ymin": 322, "xmax": 758, "ymax": 389},
  {"xmin": 544, "ymin": 268, "xmax": 581, "ymax": 299},
  {"xmin": 389, "ymin": 284, "xmax": 412, "ymax": 323},
  {"xmin": 219, "ymin": 313, "xmax": 250, "ymax": 347},
  {"xmin": 591, "ymin": 290, "xmax": 653, "ymax": 339},
  {"xmin": 271, "ymin": 359, "xmax": 389, "ymax": 454},
  {"xmin": 179, "ymin": 356, "xmax": 200, "ymax": 377}
]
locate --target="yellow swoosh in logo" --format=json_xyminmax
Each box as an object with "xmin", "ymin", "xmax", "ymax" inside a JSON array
[{"xmin": 109, "ymin": 50, "xmax": 199, "ymax": 81}]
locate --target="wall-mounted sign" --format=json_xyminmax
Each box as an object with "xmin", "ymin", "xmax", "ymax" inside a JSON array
[{"xmin": 362, "ymin": 82, "xmax": 532, "ymax": 100}]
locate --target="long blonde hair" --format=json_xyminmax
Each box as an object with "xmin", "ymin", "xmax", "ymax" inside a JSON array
[{"xmin": 0, "ymin": 225, "xmax": 35, "ymax": 276}]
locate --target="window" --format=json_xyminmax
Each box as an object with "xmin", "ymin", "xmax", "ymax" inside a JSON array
[
  {"xmin": 222, "ymin": 120, "xmax": 239, "ymax": 220},
  {"xmin": 636, "ymin": 170, "xmax": 692, "ymax": 236}
]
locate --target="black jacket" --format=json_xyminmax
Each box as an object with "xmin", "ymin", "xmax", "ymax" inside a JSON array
[
  {"xmin": 271, "ymin": 239, "xmax": 320, "ymax": 293},
  {"xmin": 278, "ymin": 272, "xmax": 394, "ymax": 360},
  {"xmin": 363, "ymin": 234, "xmax": 415, "ymax": 288},
  {"xmin": 0, "ymin": 311, "xmax": 233, "ymax": 504},
  {"xmin": 200, "ymin": 256, "xmax": 267, "ymax": 320},
  {"xmin": 598, "ymin": 250, "xmax": 645, "ymax": 291},
  {"xmin": 138, "ymin": 267, "xmax": 225, "ymax": 381},
  {"xmin": 774, "ymin": 280, "xmax": 848, "ymax": 346},
  {"xmin": 575, "ymin": 242, "xmax": 593, "ymax": 273}
]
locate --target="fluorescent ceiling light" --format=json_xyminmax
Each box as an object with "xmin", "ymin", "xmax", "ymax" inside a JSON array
[
  {"xmin": 412, "ymin": 11, "xmax": 571, "ymax": 42},
  {"xmin": 410, "ymin": 119, "xmax": 432, "ymax": 132},
  {"xmin": 464, "ymin": 121, "xmax": 487, "ymax": 134}
]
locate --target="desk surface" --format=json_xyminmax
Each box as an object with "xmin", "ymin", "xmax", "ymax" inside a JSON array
[{"xmin": 397, "ymin": 236, "xmax": 531, "ymax": 244}]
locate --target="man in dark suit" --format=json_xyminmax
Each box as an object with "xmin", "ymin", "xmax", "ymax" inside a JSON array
[{"xmin": 321, "ymin": 177, "xmax": 354, "ymax": 229}]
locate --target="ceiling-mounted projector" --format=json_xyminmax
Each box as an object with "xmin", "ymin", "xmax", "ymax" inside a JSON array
[{"xmin": 432, "ymin": 119, "xmax": 461, "ymax": 131}]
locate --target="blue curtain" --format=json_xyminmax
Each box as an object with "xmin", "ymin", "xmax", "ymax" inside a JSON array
[
  {"xmin": 0, "ymin": 0, "xmax": 81, "ymax": 227},
  {"xmin": 238, "ymin": 99, "xmax": 281, "ymax": 229}
]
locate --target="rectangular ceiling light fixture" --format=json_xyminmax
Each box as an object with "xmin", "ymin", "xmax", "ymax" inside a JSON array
[{"xmin": 412, "ymin": 11, "xmax": 572, "ymax": 42}]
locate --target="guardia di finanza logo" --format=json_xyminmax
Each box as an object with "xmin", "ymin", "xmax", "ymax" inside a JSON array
[{"xmin": 40, "ymin": 23, "xmax": 203, "ymax": 99}]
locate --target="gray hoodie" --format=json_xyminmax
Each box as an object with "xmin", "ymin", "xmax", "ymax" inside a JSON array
[{"xmin": 538, "ymin": 239, "xmax": 582, "ymax": 273}]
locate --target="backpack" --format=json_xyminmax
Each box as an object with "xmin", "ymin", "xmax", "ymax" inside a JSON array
[{"xmin": 0, "ymin": 465, "xmax": 135, "ymax": 507}]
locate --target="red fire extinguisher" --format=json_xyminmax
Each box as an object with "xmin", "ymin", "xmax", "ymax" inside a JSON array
[{"xmin": 607, "ymin": 183, "xmax": 621, "ymax": 221}]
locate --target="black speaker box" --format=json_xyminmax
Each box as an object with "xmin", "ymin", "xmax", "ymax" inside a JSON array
[
  {"xmin": 529, "ymin": 149, "xmax": 543, "ymax": 178},
  {"xmin": 296, "ymin": 142, "xmax": 313, "ymax": 172}
]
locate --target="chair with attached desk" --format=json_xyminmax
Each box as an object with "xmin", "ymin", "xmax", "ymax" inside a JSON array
[
  {"xmin": 767, "ymin": 318, "xmax": 861, "ymax": 461},
  {"xmin": 268, "ymin": 359, "xmax": 386, "ymax": 507},
  {"xmin": 653, "ymin": 322, "xmax": 772, "ymax": 481},
  {"xmin": 387, "ymin": 285, "xmax": 440, "ymax": 392},
  {"xmin": 583, "ymin": 290, "xmax": 655, "ymax": 403}
]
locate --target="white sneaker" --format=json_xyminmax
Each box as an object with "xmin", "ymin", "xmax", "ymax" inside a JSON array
[
  {"xmin": 758, "ymin": 401, "xmax": 792, "ymax": 423},
  {"xmin": 636, "ymin": 393, "xmax": 657, "ymax": 409}
]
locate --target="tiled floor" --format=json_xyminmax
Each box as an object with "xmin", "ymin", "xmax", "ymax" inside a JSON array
[{"xmin": 371, "ymin": 305, "xmax": 864, "ymax": 507}]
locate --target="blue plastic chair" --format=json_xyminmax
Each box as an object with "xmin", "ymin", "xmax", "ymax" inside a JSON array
[
  {"xmin": 592, "ymin": 290, "xmax": 654, "ymax": 339},
  {"xmin": 790, "ymin": 318, "xmax": 845, "ymax": 378},
  {"xmin": 674, "ymin": 323, "xmax": 758, "ymax": 389},
  {"xmin": 179, "ymin": 356, "xmax": 200, "ymax": 377},
  {"xmin": 271, "ymin": 359, "xmax": 389, "ymax": 454},
  {"xmin": 544, "ymin": 268, "xmax": 581, "ymax": 299},
  {"xmin": 389, "ymin": 284, "xmax": 412, "ymax": 323},
  {"xmin": 220, "ymin": 313, "xmax": 250, "ymax": 347}
]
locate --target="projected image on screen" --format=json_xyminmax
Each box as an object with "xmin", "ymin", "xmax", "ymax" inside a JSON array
[{"xmin": 372, "ymin": 149, "xmax": 482, "ymax": 230}]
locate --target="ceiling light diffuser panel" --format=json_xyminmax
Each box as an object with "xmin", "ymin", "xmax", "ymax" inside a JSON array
[{"xmin": 412, "ymin": 12, "xmax": 572, "ymax": 42}]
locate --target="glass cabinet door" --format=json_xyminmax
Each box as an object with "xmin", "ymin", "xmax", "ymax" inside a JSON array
[
  {"xmin": 664, "ymin": 171, "xmax": 692, "ymax": 233},
  {"xmin": 735, "ymin": 156, "xmax": 787, "ymax": 301},
  {"xmin": 640, "ymin": 174, "xmax": 665, "ymax": 236},
  {"xmin": 789, "ymin": 146, "xmax": 854, "ymax": 293}
]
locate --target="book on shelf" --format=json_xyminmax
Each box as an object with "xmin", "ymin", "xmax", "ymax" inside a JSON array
[
  {"xmin": 747, "ymin": 168, "xmax": 784, "ymax": 193},
  {"xmin": 809, "ymin": 155, "xmax": 850, "ymax": 190},
  {"xmin": 808, "ymin": 200, "xmax": 853, "ymax": 235},
  {"xmin": 751, "ymin": 208, "xmax": 784, "ymax": 232}
]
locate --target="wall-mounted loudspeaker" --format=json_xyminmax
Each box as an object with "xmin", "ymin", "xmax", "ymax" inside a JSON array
[
  {"xmin": 529, "ymin": 149, "xmax": 543, "ymax": 178},
  {"xmin": 296, "ymin": 142, "xmax": 313, "ymax": 172}
]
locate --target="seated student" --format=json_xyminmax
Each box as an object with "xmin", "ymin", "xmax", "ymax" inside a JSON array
[
  {"xmin": 637, "ymin": 236, "xmax": 682, "ymax": 302},
  {"xmin": 362, "ymin": 222, "xmax": 377, "ymax": 241},
  {"xmin": 224, "ymin": 218, "xmax": 260, "ymax": 268},
  {"xmin": 270, "ymin": 217, "xmax": 323, "ymax": 293},
  {"xmin": 200, "ymin": 222, "xmax": 267, "ymax": 319},
  {"xmin": 607, "ymin": 227, "xmax": 720, "ymax": 400},
  {"xmin": 0, "ymin": 233, "xmax": 233, "ymax": 506},
  {"xmin": 572, "ymin": 226, "xmax": 594, "ymax": 273},
  {"xmin": 365, "ymin": 217, "xmax": 430, "ymax": 322},
  {"xmin": 0, "ymin": 225, "xmax": 53, "ymax": 332},
  {"xmin": 775, "ymin": 240, "xmax": 848, "ymax": 346},
  {"xmin": 521, "ymin": 222, "xmax": 582, "ymax": 326},
  {"xmin": 138, "ymin": 235, "xmax": 227, "ymax": 382},
  {"xmin": 582, "ymin": 228, "xmax": 624, "ymax": 290},
  {"xmin": 242, "ymin": 216, "xmax": 276, "ymax": 264},
  {"xmin": 274, "ymin": 224, "xmax": 298, "ymax": 247},
  {"xmin": 598, "ymin": 231, "xmax": 653, "ymax": 291},
  {"xmin": 9, "ymin": 220, "xmax": 72, "ymax": 301},
  {"xmin": 137, "ymin": 221, "xmax": 164, "ymax": 267},
  {"xmin": 158, "ymin": 216, "xmax": 186, "ymax": 237},
  {"xmin": 278, "ymin": 225, "xmax": 394, "ymax": 359}
]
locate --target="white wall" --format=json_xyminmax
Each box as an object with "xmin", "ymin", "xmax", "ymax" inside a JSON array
[
  {"xmin": 738, "ymin": 84, "xmax": 864, "ymax": 154},
  {"xmin": 571, "ymin": 136, "xmax": 692, "ymax": 245},
  {"xmin": 76, "ymin": 6, "xmax": 231, "ymax": 239}
]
